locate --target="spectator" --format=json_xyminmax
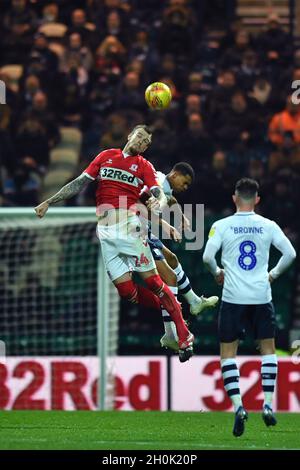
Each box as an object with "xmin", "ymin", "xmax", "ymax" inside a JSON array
[
  {"xmin": 213, "ymin": 90, "xmax": 262, "ymax": 151},
  {"xmin": 15, "ymin": 117, "xmax": 49, "ymax": 171},
  {"xmin": 68, "ymin": 9, "xmax": 96, "ymax": 50},
  {"xmin": 129, "ymin": 28, "xmax": 150, "ymax": 61},
  {"xmin": 3, "ymin": 158, "xmax": 40, "ymax": 207},
  {"xmin": 27, "ymin": 32, "xmax": 58, "ymax": 84},
  {"xmin": 115, "ymin": 71, "xmax": 145, "ymax": 112},
  {"xmin": 91, "ymin": 0, "xmax": 129, "ymax": 32},
  {"xmin": 268, "ymin": 95, "xmax": 300, "ymax": 146},
  {"xmin": 269, "ymin": 131, "xmax": 300, "ymax": 173},
  {"xmin": 220, "ymin": 30, "xmax": 252, "ymax": 69},
  {"xmin": 236, "ymin": 49, "xmax": 261, "ymax": 91},
  {"xmin": 61, "ymin": 33, "xmax": 93, "ymax": 72},
  {"xmin": 248, "ymin": 77, "xmax": 282, "ymax": 122},
  {"xmin": 0, "ymin": 106, "xmax": 17, "ymax": 195},
  {"xmin": 21, "ymin": 74, "xmax": 42, "ymax": 110},
  {"xmin": 185, "ymin": 94, "xmax": 201, "ymax": 115},
  {"xmin": 94, "ymin": 35, "xmax": 126, "ymax": 83},
  {"xmin": 205, "ymin": 69, "xmax": 237, "ymax": 125},
  {"xmin": 200, "ymin": 150, "xmax": 236, "ymax": 214},
  {"xmin": 256, "ymin": 13, "xmax": 293, "ymax": 67},
  {"xmin": 2, "ymin": 0, "xmax": 37, "ymax": 64},
  {"xmin": 99, "ymin": 113, "xmax": 128, "ymax": 149},
  {"xmin": 262, "ymin": 171, "xmax": 299, "ymax": 240},
  {"xmin": 103, "ymin": 10, "xmax": 128, "ymax": 46},
  {"xmin": 179, "ymin": 113, "xmax": 213, "ymax": 171},
  {"xmin": 146, "ymin": 117, "xmax": 178, "ymax": 169},
  {"xmin": 30, "ymin": 91, "xmax": 60, "ymax": 148},
  {"xmin": 186, "ymin": 71, "xmax": 205, "ymax": 96},
  {"xmin": 39, "ymin": 3, "xmax": 60, "ymax": 26},
  {"xmin": 159, "ymin": 5, "xmax": 194, "ymax": 59}
]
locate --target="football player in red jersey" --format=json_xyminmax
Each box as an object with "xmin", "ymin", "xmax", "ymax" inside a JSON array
[{"xmin": 35, "ymin": 125, "xmax": 194, "ymax": 362}]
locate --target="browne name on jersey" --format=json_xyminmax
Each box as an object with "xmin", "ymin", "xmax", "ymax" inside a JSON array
[{"xmin": 231, "ymin": 226, "xmax": 263, "ymax": 234}]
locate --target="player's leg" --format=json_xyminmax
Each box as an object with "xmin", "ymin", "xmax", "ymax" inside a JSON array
[
  {"xmin": 98, "ymin": 235, "xmax": 161, "ymax": 310},
  {"xmin": 256, "ymin": 303, "xmax": 277, "ymax": 427},
  {"xmin": 155, "ymin": 259, "xmax": 179, "ymax": 351},
  {"xmin": 220, "ymin": 341, "xmax": 243, "ymax": 413},
  {"xmin": 162, "ymin": 245, "xmax": 218, "ymax": 315},
  {"xmin": 140, "ymin": 267, "xmax": 193, "ymax": 362},
  {"xmin": 259, "ymin": 338, "xmax": 277, "ymax": 426},
  {"xmin": 113, "ymin": 271, "xmax": 162, "ymax": 309},
  {"xmin": 147, "ymin": 234, "xmax": 179, "ymax": 351},
  {"xmin": 219, "ymin": 301, "xmax": 248, "ymax": 436},
  {"xmin": 118, "ymin": 230, "xmax": 193, "ymax": 361}
]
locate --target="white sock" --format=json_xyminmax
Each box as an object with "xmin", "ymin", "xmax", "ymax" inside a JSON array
[
  {"xmin": 261, "ymin": 354, "xmax": 277, "ymax": 408},
  {"xmin": 162, "ymin": 286, "xmax": 178, "ymax": 339},
  {"xmin": 221, "ymin": 358, "xmax": 243, "ymax": 412},
  {"xmin": 173, "ymin": 263, "xmax": 199, "ymax": 305}
]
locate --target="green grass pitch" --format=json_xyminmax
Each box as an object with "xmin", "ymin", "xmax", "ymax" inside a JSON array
[{"xmin": 0, "ymin": 411, "xmax": 299, "ymax": 450}]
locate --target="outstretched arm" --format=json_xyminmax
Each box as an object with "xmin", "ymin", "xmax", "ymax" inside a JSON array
[
  {"xmin": 34, "ymin": 173, "xmax": 91, "ymax": 218},
  {"xmin": 168, "ymin": 195, "xmax": 191, "ymax": 231}
]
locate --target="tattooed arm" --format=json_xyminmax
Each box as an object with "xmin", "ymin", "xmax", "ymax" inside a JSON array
[{"xmin": 34, "ymin": 174, "xmax": 91, "ymax": 218}]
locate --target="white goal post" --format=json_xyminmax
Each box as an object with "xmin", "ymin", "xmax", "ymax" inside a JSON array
[{"xmin": 0, "ymin": 207, "xmax": 120, "ymax": 410}]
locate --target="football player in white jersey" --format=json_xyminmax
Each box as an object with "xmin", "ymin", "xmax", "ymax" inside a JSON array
[
  {"xmin": 203, "ymin": 178, "xmax": 296, "ymax": 437},
  {"xmin": 141, "ymin": 162, "xmax": 218, "ymax": 352}
]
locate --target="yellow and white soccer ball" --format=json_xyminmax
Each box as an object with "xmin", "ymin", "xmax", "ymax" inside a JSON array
[{"xmin": 145, "ymin": 82, "xmax": 172, "ymax": 110}]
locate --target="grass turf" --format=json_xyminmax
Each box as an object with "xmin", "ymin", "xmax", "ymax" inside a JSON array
[{"xmin": 0, "ymin": 411, "xmax": 299, "ymax": 450}]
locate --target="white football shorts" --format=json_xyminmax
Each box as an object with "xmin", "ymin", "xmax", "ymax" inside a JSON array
[{"xmin": 96, "ymin": 212, "xmax": 156, "ymax": 281}]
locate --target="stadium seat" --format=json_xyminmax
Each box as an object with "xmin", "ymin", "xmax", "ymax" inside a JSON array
[
  {"xmin": 0, "ymin": 64, "xmax": 23, "ymax": 80},
  {"xmin": 50, "ymin": 148, "xmax": 79, "ymax": 168},
  {"xmin": 49, "ymin": 42, "xmax": 66, "ymax": 59},
  {"xmin": 59, "ymin": 127, "xmax": 82, "ymax": 145},
  {"xmin": 39, "ymin": 23, "xmax": 67, "ymax": 38},
  {"xmin": 43, "ymin": 168, "xmax": 73, "ymax": 186},
  {"xmin": 0, "ymin": 65, "xmax": 23, "ymax": 91}
]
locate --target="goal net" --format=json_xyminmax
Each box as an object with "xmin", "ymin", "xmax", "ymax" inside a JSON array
[{"xmin": 0, "ymin": 208, "xmax": 120, "ymax": 410}]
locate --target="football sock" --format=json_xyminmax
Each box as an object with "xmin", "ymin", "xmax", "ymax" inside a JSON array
[
  {"xmin": 162, "ymin": 286, "xmax": 178, "ymax": 339},
  {"xmin": 117, "ymin": 277, "xmax": 189, "ymax": 343},
  {"xmin": 174, "ymin": 263, "xmax": 199, "ymax": 305},
  {"xmin": 261, "ymin": 354, "xmax": 278, "ymax": 408},
  {"xmin": 116, "ymin": 280, "xmax": 161, "ymax": 310},
  {"xmin": 144, "ymin": 275, "xmax": 189, "ymax": 343},
  {"xmin": 221, "ymin": 358, "xmax": 243, "ymax": 412}
]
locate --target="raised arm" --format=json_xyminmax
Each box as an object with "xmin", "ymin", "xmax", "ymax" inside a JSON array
[{"xmin": 34, "ymin": 173, "xmax": 91, "ymax": 218}]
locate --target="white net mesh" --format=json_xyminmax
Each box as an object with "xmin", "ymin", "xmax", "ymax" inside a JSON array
[{"xmin": 0, "ymin": 208, "xmax": 120, "ymax": 409}]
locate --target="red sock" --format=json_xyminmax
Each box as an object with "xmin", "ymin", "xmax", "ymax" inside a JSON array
[
  {"xmin": 115, "ymin": 280, "xmax": 161, "ymax": 310},
  {"xmin": 137, "ymin": 286, "xmax": 161, "ymax": 310},
  {"xmin": 144, "ymin": 275, "xmax": 189, "ymax": 342}
]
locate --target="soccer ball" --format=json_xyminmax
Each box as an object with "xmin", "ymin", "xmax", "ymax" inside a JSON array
[{"xmin": 145, "ymin": 82, "xmax": 172, "ymax": 110}]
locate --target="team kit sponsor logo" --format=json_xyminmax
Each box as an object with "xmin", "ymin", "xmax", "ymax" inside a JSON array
[
  {"xmin": 100, "ymin": 167, "xmax": 140, "ymax": 187},
  {"xmin": 0, "ymin": 357, "xmax": 299, "ymax": 411}
]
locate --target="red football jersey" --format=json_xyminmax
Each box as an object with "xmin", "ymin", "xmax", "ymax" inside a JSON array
[{"xmin": 83, "ymin": 148, "xmax": 159, "ymax": 212}]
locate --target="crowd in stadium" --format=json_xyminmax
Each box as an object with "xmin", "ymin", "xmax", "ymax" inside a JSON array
[{"xmin": 0, "ymin": 0, "xmax": 299, "ymax": 244}]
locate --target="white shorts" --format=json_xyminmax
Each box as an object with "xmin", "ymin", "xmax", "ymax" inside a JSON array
[{"xmin": 96, "ymin": 213, "xmax": 156, "ymax": 281}]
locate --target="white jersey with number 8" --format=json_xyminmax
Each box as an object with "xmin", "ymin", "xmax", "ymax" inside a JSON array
[{"xmin": 205, "ymin": 211, "xmax": 296, "ymax": 304}]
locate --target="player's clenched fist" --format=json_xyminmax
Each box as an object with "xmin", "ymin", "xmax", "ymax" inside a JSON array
[
  {"xmin": 146, "ymin": 196, "xmax": 160, "ymax": 212},
  {"xmin": 215, "ymin": 268, "xmax": 224, "ymax": 286},
  {"xmin": 34, "ymin": 201, "xmax": 49, "ymax": 218}
]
